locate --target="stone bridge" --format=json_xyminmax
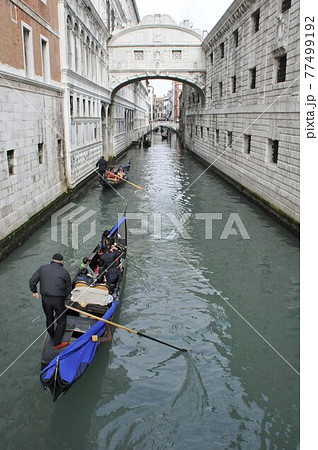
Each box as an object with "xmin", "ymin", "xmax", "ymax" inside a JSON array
[
  {"xmin": 108, "ymin": 14, "xmax": 206, "ymax": 98},
  {"xmin": 150, "ymin": 120, "xmax": 179, "ymax": 132}
]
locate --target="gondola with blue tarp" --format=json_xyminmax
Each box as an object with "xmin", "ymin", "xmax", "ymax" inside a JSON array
[{"xmin": 40, "ymin": 213, "xmax": 127, "ymax": 401}]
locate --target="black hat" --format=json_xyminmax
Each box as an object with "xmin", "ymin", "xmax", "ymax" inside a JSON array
[{"xmin": 52, "ymin": 253, "xmax": 63, "ymax": 261}]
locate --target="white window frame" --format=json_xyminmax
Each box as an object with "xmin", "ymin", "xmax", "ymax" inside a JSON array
[
  {"xmin": 40, "ymin": 35, "xmax": 51, "ymax": 83},
  {"xmin": 21, "ymin": 21, "xmax": 34, "ymax": 78}
]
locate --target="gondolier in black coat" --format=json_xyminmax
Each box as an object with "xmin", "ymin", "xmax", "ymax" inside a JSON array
[
  {"xmin": 96, "ymin": 156, "xmax": 107, "ymax": 177},
  {"xmin": 29, "ymin": 253, "xmax": 72, "ymax": 349}
]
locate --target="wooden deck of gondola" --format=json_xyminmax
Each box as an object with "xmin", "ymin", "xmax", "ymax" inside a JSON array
[{"xmin": 41, "ymin": 315, "xmax": 98, "ymax": 369}]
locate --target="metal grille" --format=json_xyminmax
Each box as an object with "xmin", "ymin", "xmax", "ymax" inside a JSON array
[
  {"xmin": 277, "ymin": 54, "xmax": 287, "ymax": 83},
  {"xmin": 282, "ymin": 0, "xmax": 291, "ymax": 13},
  {"xmin": 220, "ymin": 42, "xmax": 224, "ymax": 58},
  {"xmin": 272, "ymin": 140, "xmax": 279, "ymax": 163}
]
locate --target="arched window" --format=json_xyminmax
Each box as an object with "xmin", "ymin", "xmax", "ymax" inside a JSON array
[
  {"xmin": 74, "ymin": 23, "xmax": 79, "ymax": 73},
  {"xmin": 80, "ymin": 30, "xmax": 85, "ymax": 76},
  {"xmin": 86, "ymin": 36, "xmax": 90, "ymax": 79},
  {"xmin": 100, "ymin": 50, "xmax": 104, "ymax": 83},
  {"xmin": 67, "ymin": 16, "xmax": 73, "ymax": 69}
]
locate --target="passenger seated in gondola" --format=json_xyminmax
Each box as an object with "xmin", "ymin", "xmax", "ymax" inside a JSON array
[
  {"xmin": 99, "ymin": 244, "xmax": 120, "ymax": 268},
  {"xmin": 75, "ymin": 268, "xmax": 94, "ymax": 284},
  {"xmin": 105, "ymin": 262, "xmax": 121, "ymax": 293},
  {"xmin": 79, "ymin": 257, "xmax": 95, "ymax": 278},
  {"xmin": 106, "ymin": 168, "xmax": 116, "ymax": 179},
  {"xmin": 117, "ymin": 167, "xmax": 125, "ymax": 179}
]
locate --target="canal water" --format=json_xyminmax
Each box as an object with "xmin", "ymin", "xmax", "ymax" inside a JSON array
[{"xmin": 0, "ymin": 132, "xmax": 299, "ymax": 449}]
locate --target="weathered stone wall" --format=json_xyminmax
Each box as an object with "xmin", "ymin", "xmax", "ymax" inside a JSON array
[
  {"xmin": 181, "ymin": 0, "xmax": 300, "ymax": 223},
  {"xmin": 0, "ymin": 76, "xmax": 65, "ymax": 241}
]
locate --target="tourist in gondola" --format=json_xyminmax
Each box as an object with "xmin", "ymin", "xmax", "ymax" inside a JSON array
[
  {"xmin": 29, "ymin": 253, "xmax": 72, "ymax": 349},
  {"xmin": 106, "ymin": 168, "xmax": 116, "ymax": 179},
  {"xmin": 74, "ymin": 268, "xmax": 94, "ymax": 284},
  {"xmin": 105, "ymin": 262, "xmax": 121, "ymax": 293},
  {"xmin": 79, "ymin": 257, "xmax": 95, "ymax": 278},
  {"xmin": 95, "ymin": 156, "xmax": 107, "ymax": 177}
]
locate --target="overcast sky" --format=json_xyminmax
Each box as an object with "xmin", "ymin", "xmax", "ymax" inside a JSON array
[{"xmin": 135, "ymin": 0, "xmax": 233, "ymax": 95}]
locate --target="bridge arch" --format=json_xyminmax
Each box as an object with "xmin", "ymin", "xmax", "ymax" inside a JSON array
[{"xmin": 108, "ymin": 14, "xmax": 206, "ymax": 98}]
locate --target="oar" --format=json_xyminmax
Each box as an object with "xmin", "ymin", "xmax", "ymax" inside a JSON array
[
  {"xmin": 111, "ymin": 173, "xmax": 144, "ymax": 190},
  {"xmin": 66, "ymin": 305, "xmax": 188, "ymax": 353}
]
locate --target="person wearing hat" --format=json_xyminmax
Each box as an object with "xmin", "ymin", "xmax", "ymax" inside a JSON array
[{"xmin": 29, "ymin": 253, "xmax": 72, "ymax": 349}]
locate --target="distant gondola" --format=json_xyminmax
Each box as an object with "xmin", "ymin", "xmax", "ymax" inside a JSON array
[
  {"xmin": 143, "ymin": 139, "xmax": 151, "ymax": 148},
  {"xmin": 99, "ymin": 161, "xmax": 130, "ymax": 189},
  {"xmin": 40, "ymin": 214, "xmax": 127, "ymax": 401},
  {"xmin": 161, "ymin": 133, "xmax": 168, "ymax": 140}
]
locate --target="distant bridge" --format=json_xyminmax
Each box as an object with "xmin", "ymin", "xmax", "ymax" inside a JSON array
[{"xmin": 150, "ymin": 120, "xmax": 179, "ymax": 132}]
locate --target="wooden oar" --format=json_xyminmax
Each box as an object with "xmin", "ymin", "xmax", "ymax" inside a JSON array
[
  {"xmin": 66, "ymin": 305, "xmax": 187, "ymax": 353},
  {"xmin": 110, "ymin": 173, "xmax": 144, "ymax": 190}
]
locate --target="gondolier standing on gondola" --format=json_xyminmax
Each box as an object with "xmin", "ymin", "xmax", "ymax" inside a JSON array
[
  {"xmin": 29, "ymin": 253, "xmax": 72, "ymax": 349},
  {"xmin": 96, "ymin": 155, "xmax": 107, "ymax": 177}
]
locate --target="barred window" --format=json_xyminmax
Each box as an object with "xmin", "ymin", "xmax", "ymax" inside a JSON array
[
  {"xmin": 134, "ymin": 50, "xmax": 144, "ymax": 60},
  {"xmin": 272, "ymin": 140, "xmax": 279, "ymax": 163},
  {"xmin": 282, "ymin": 0, "xmax": 291, "ymax": 13},
  {"xmin": 38, "ymin": 143, "xmax": 44, "ymax": 164},
  {"xmin": 277, "ymin": 54, "xmax": 287, "ymax": 82},
  {"xmin": 219, "ymin": 81, "xmax": 223, "ymax": 97},
  {"xmin": 233, "ymin": 29, "xmax": 239, "ymax": 47},
  {"xmin": 210, "ymin": 51, "xmax": 214, "ymax": 64},
  {"xmin": 250, "ymin": 67, "xmax": 256, "ymax": 89},
  {"xmin": 227, "ymin": 131, "xmax": 233, "ymax": 148},
  {"xmin": 252, "ymin": 9, "xmax": 260, "ymax": 33},
  {"xmin": 216, "ymin": 129, "xmax": 220, "ymax": 144},
  {"xmin": 7, "ymin": 150, "xmax": 15, "ymax": 175},
  {"xmin": 220, "ymin": 42, "xmax": 225, "ymax": 58},
  {"xmin": 231, "ymin": 75, "xmax": 237, "ymax": 93},
  {"xmin": 172, "ymin": 50, "xmax": 182, "ymax": 60},
  {"xmin": 244, "ymin": 134, "xmax": 251, "ymax": 154}
]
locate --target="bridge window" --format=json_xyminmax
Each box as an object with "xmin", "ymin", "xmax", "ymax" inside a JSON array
[
  {"xmin": 134, "ymin": 50, "xmax": 144, "ymax": 61},
  {"xmin": 196, "ymin": 126, "xmax": 198, "ymax": 136},
  {"xmin": 220, "ymin": 42, "xmax": 225, "ymax": 59},
  {"xmin": 201, "ymin": 126, "xmax": 203, "ymax": 138},
  {"xmin": 233, "ymin": 29, "xmax": 239, "ymax": 47},
  {"xmin": 252, "ymin": 9, "xmax": 260, "ymax": 33},
  {"xmin": 282, "ymin": 0, "xmax": 291, "ymax": 13},
  {"xmin": 172, "ymin": 50, "xmax": 182, "ymax": 60},
  {"xmin": 276, "ymin": 53, "xmax": 287, "ymax": 82},
  {"xmin": 210, "ymin": 51, "xmax": 214, "ymax": 64},
  {"xmin": 216, "ymin": 129, "xmax": 220, "ymax": 145}
]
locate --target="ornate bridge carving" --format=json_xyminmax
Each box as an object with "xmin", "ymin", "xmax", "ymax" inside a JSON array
[{"xmin": 108, "ymin": 15, "xmax": 206, "ymax": 97}]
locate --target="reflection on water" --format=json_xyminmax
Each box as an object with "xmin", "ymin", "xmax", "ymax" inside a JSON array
[{"xmin": 0, "ymin": 133, "xmax": 299, "ymax": 449}]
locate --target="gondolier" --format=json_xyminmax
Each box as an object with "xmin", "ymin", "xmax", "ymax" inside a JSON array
[
  {"xmin": 96, "ymin": 155, "xmax": 107, "ymax": 177},
  {"xmin": 29, "ymin": 253, "xmax": 72, "ymax": 349}
]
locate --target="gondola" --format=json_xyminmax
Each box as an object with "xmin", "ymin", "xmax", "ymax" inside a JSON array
[
  {"xmin": 40, "ymin": 214, "xmax": 127, "ymax": 401},
  {"xmin": 99, "ymin": 161, "xmax": 130, "ymax": 189},
  {"xmin": 161, "ymin": 133, "xmax": 168, "ymax": 140},
  {"xmin": 143, "ymin": 138, "xmax": 151, "ymax": 148}
]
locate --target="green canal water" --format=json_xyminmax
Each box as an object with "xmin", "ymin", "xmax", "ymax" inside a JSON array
[{"xmin": 0, "ymin": 133, "xmax": 299, "ymax": 449}]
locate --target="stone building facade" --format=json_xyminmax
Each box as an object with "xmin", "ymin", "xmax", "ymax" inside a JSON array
[
  {"xmin": 0, "ymin": 0, "xmax": 150, "ymax": 244},
  {"xmin": 60, "ymin": 0, "xmax": 150, "ymax": 188},
  {"xmin": 0, "ymin": 0, "xmax": 65, "ymax": 241},
  {"xmin": 181, "ymin": 0, "xmax": 300, "ymax": 224}
]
